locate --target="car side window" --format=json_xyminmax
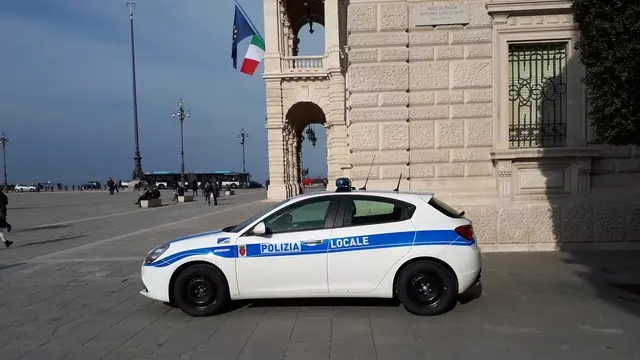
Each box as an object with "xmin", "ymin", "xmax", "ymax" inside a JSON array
[
  {"xmin": 264, "ymin": 199, "xmax": 333, "ymax": 234},
  {"xmin": 342, "ymin": 198, "xmax": 409, "ymax": 227}
]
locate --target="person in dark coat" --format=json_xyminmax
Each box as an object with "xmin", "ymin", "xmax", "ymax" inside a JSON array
[
  {"xmin": 192, "ymin": 180, "xmax": 198, "ymax": 196},
  {"xmin": 1, "ymin": 191, "xmax": 13, "ymax": 248}
]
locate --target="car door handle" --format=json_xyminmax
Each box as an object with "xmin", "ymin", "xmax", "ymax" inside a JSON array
[{"xmin": 302, "ymin": 239, "xmax": 324, "ymax": 245}]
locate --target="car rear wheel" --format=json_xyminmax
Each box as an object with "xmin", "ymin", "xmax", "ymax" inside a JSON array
[
  {"xmin": 397, "ymin": 261, "xmax": 457, "ymax": 316},
  {"xmin": 172, "ymin": 263, "xmax": 229, "ymax": 317}
]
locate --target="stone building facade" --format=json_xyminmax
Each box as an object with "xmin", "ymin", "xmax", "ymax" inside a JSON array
[{"xmin": 262, "ymin": 0, "xmax": 640, "ymax": 251}]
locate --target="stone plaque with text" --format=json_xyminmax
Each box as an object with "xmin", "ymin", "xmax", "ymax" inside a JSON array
[{"xmin": 413, "ymin": 4, "xmax": 470, "ymax": 26}]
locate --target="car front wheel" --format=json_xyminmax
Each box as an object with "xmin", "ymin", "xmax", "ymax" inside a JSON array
[
  {"xmin": 29, "ymin": 188, "xmax": 35, "ymax": 192},
  {"xmin": 397, "ymin": 261, "xmax": 457, "ymax": 316},
  {"xmin": 172, "ymin": 263, "xmax": 229, "ymax": 317}
]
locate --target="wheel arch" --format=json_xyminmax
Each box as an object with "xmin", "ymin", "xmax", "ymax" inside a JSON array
[
  {"xmin": 167, "ymin": 260, "xmax": 230, "ymax": 306},
  {"xmin": 392, "ymin": 257, "xmax": 459, "ymax": 298}
]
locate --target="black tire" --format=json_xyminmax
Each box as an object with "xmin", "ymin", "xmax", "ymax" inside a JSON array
[
  {"xmin": 231, "ymin": 184, "xmax": 237, "ymax": 189},
  {"xmin": 172, "ymin": 263, "xmax": 229, "ymax": 317},
  {"xmin": 396, "ymin": 261, "xmax": 457, "ymax": 316},
  {"xmin": 29, "ymin": 189, "xmax": 35, "ymax": 192}
]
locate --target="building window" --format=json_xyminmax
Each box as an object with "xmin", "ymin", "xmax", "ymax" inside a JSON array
[{"xmin": 508, "ymin": 42, "xmax": 568, "ymax": 148}]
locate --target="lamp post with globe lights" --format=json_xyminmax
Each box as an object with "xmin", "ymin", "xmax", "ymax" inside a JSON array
[
  {"xmin": 127, "ymin": 1, "xmax": 144, "ymax": 180},
  {"xmin": 0, "ymin": 133, "xmax": 8, "ymax": 192},
  {"xmin": 172, "ymin": 98, "xmax": 191, "ymax": 190}
]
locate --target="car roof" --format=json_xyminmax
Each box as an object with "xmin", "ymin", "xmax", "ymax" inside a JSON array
[{"xmin": 290, "ymin": 190, "xmax": 434, "ymax": 202}]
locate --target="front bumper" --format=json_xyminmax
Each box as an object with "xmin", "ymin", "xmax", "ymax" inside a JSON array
[{"xmin": 140, "ymin": 264, "xmax": 171, "ymax": 302}]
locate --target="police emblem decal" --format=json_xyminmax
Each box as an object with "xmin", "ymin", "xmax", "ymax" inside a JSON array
[{"xmin": 238, "ymin": 244, "xmax": 246, "ymax": 257}]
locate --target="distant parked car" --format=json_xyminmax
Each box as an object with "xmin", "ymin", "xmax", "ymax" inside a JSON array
[
  {"xmin": 247, "ymin": 180, "xmax": 263, "ymax": 189},
  {"xmin": 81, "ymin": 181, "xmax": 102, "ymax": 190},
  {"xmin": 14, "ymin": 184, "xmax": 36, "ymax": 192}
]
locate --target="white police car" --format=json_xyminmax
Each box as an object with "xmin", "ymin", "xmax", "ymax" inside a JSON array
[{"xmin": 140, "ymin": 178, "xmax": 482, "ymax": 317}]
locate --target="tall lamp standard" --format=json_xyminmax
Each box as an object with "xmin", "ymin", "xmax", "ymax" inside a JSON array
[
  {"xmin": 237, "ymin": 128, "xmax": 248, "ymax": 173},
  {"xmin": 0, "ymin": 133, "xmax": 8, "ymax": 192},
  {"xmin": 172, "ymin": 98, "xmax": 191, "ymax": 190},
  {"xmin": 127, "ymin": 1, "xmax": 143, "ymax": 180}
]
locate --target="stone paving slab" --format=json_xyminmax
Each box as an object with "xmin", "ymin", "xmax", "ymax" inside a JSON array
[{"xmin": 1, "ymin": 192, "xmax": 640, "ymax": 359}]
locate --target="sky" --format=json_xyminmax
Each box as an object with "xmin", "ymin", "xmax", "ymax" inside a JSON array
[{"xmin": 0, "ymin": 0, "xmax": 326, "ymax": 185}]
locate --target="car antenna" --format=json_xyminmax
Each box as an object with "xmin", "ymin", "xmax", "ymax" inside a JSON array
[
  {"xmin": 393, "ymin": 173, "xmax": 402, "ymax": 192},
  {"xmin": 359, "ymin": 153, "xmax": 377, "ymax": 190}
]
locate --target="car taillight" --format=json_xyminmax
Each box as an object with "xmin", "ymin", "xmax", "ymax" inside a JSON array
[{"xmin": 455, "ymin": 225, "xmax": 475, "ymax": 241}]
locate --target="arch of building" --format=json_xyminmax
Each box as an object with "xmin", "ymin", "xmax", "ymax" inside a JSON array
[
  {"xmin": 284, "ymin": 101, "xmax": 326, "ymax": 197},
  {"xmin": 263, "ymin": 0, "xmax": 348, "ymax": 201}
]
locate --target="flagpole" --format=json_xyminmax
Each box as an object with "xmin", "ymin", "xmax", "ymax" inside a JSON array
[{"xmin": 234, "ymin": 0, "xmax": 262, "ymax": 38}]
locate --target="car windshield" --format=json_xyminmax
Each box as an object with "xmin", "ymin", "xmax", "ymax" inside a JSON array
[{"xmin": 227, "ymin": 198, "xmax": 290, "ymax": 233}]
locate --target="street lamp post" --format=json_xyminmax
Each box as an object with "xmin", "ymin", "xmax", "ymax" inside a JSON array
[
  {"xmin": 127, "ymin": 1, "xmax": 143, "ymax": 180},
  {"xmin": 237, "ymin": 128, "xmax": 248, "ymax": 173},
  {"xmin": 172, "ymin": 98, "xmax": 191, "ymax": 190},
  {"xmin": 0, "ymin": 133, "xmax": 8, "ymax": 192}
]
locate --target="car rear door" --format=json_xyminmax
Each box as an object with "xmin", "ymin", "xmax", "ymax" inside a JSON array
[{"xmin": 327, "ymin": 195, "xmax": 417, "ymax": 294}]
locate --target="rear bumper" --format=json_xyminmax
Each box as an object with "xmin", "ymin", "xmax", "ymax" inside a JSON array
[{"xmin": 471, "ymin": 269, "xmax": 482, "ymax": 287}]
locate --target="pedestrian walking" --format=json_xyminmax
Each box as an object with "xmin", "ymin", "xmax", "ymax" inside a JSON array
[
  {"xmin": 1, "ymin": 191, "xmax": 13, "ymax": 248},
  {"xmin": 212, "ymin": 180, "xmax": 219, "ymax": 206},
  {"xmin": 107, "ymin": 178, "xmax": 115, "ymax": 195},
  {"xmin": 192, "ymin": 180, "xmax": 198, "ymax": 196},
  {"xmin": 204, "ymin": 180, "xmax": 213, "ymax": 206}
]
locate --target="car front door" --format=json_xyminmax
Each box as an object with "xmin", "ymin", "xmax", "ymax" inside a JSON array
[
  {"xmin": 328, "ymin": 195, "xmax": 417, "ymax": 294},
  {"xmin": 235, "ymin": 196, "xmax": 339, "ymax": 297}
]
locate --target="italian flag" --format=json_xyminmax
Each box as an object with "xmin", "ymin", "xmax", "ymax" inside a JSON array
[{"xmin": 240, "ymin": 35, "xmax": 265, "ymax": 76}]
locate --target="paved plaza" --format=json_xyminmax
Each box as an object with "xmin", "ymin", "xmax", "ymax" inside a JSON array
[{"xmin": 0, "ymin": 190, "xmax": 639, "ymax": 360}]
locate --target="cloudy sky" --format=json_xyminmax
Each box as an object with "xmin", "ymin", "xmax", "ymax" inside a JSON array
[{"xmin": 0, "ymin": 0, "xmax": 326, "ymax": 185}]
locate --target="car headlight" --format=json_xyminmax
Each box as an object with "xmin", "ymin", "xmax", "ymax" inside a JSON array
[{"xmin": 145, "ymin": 243, "xmax": 170, "ymax": 265}]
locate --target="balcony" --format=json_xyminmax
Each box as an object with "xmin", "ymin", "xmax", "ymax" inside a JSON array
[{"xmin": 281, "ymin": 55, "xmax": 325, "ymax": 74}]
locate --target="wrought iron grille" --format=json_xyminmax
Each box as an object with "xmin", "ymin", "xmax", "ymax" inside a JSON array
[{"xmin": 508, "ymin": 43, "xmax": 568, "ymax": 148}]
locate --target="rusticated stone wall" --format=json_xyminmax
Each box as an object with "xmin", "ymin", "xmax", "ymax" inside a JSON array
[
  {"xmin": 341, "ymin": 0, "xmax": 640, "ymax": 250},
  {"xmin": 346, "ymin": 0, "xmax": 495, "ymax": 193}
]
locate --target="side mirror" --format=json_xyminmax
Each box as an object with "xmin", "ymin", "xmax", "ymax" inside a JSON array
[{"xmin": 252, "ymin": 222, "xmax": 267, "ymax": 236}]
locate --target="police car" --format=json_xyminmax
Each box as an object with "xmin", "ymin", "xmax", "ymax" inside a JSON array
[{"xmin": 140, "ymin": 178, "xmax": 482, "ymax": 317}]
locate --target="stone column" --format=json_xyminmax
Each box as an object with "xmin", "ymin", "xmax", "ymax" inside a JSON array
[
  {"xmin": 263, "ymin": 0, "xmax": 282, "ymax": 75},
  {"xmin": 295, "ymin": 135, "xmax": 303, "ymax": 194},
  {"xmin": 323, "ymin": 0, "xmax": 341, "ymax": 69},
  {"xmin": 285, "ymin": 125, "xmax": 299, "ymax": 197},
  {"xmin": 265, "ymin": 79, "xmax": 287, "ymax": 200},
  {"xmin": 266, "ymin": 126, "xmax": 287, "ymax": 200}
]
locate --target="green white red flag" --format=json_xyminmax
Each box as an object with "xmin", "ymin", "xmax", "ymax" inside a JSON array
[{"xmin": 240, "ymin": 35, "xmax": 265, "ymax": 76}]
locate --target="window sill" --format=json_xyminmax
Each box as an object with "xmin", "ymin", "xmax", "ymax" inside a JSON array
[{"xmin": 490, "ymin": 147, "xmax": 600, "ymax": 161}]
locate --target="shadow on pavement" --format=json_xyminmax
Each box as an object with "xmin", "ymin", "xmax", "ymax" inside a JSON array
[
  {"xmin": 527, "ymin": 48, "xmax": 640, "ymax": 319},
  {"xmin": 224, "ymin": 298, "xmax": 401, "ymax": 313},
  {"xmin": 14, "ymin": 224, "xmax": 72, "ymax": 233},
  {"xmin": 17, "ymin": 233, "xmax": 87, "ymax": 247}
]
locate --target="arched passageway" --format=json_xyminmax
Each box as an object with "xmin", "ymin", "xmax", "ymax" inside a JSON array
[{"xmin": 281, "ymin": 101, "xmax": 327, "ymax": 197}]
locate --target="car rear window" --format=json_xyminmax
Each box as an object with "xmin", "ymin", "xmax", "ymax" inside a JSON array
[{"xmin": 428, "ymin": 197, "xmax": 463, "ymax": 218}]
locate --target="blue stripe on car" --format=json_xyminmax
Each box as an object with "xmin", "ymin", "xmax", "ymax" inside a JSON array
[{"xmin": 147, "ymin": 230, "xmax": 473, "ymax": 268}]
